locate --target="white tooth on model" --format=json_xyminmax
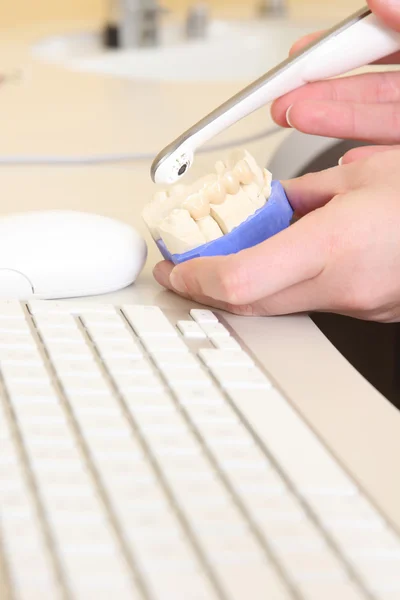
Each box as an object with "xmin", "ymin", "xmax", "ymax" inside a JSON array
[
  {"xmin": 182, "ymin": 192, "xmax": 210, "ymax": 220},
  {"xmin": 226, "ymin": 149, "xmax": 264, "ymax": 187},
  {"xmin": 197, "ymin": 216, "xmax": 223, "ymax": 242},
  {"xmin": 215, "ymin": 160, "xmax": 226, "ymax": 176},
  {"xmin": 210, "ymin": 188, "xmax": 256, "ymax": 234},
  {"xmin": 193, "ymin": 174, "xmax": 217, "ymax": 192},
  {"xmin": 221, "ymin": 170, "xmax": 240, "ymax": 195},
  {"xmin": 142, "ymin": 189, "xmax": 182, "ymax": 240},
  {"xmin": 157, "ymin": 209, "xmax": 206, "ymax": 254},
  {"xmin": 204, "ymin": 180, "xmax": 226, "ymax": 205},
  {"xmin": 233, "ymin": 159, "xmax": 254, "ymax": 185}
]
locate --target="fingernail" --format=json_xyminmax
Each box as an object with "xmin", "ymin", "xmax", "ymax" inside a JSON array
[
  {"xmin": 286, "ymin": 105, "xmax": 294, "ymax": 128},
  {"xmin": 170, "ymin": 268, "xmax": 187, "ymax": 294},
  {"xmin": 338, "ymin": 156, "xmax": 343, "ymax": 166}
]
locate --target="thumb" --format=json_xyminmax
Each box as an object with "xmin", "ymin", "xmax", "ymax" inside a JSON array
[
  {"xmin": 169, "ymin": 207, "xmax": 330, "ymax": 306},
  {"xmin": 368, "ymin": 0, "xmax": 400, "ymax": 31}
]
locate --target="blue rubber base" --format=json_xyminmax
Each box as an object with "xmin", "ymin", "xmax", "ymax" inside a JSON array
[{"xmin": 155, "ymin": 180, "xmax": 293, "ymax": 265}]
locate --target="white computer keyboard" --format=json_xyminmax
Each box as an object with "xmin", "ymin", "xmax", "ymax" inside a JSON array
[{"xmin": 0, "ymin": 301, "xmax": 399, "ymax": 600}]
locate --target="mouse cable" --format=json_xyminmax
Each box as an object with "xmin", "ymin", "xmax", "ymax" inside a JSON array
[{"xmin": 0, "ymin": 126, "xmax": 280, "ymax": 166}]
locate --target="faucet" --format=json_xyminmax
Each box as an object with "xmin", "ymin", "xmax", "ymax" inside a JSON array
[
  {"xmin": 256, "ymin": 0, "xmax": 287, "ymax": 17},
  {"xmin": 110, "ymin": 0, "xmax": 166, "ymax": 48},
  {"xmin": 104, "ymin": 0, "xmax": 209, "ymax": 49}
]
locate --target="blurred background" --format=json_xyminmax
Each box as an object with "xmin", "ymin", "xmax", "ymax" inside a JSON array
[{"xmin": 0, "ymin": 0, "xmax": 353, "ymax": 27}]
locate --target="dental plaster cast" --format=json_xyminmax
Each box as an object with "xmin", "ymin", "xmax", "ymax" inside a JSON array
[
  {"xmin": 143, "ymin": 149, "xmax": 273, "ymax": 255},
  {"xmin": 156, "ymin": 208, "xmax": 206, "ymax": 255}
]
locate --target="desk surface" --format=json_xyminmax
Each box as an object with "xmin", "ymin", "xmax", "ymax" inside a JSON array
[{"xmin": 0, "ymin": 10, "xmax": 399, "ymax": 547}]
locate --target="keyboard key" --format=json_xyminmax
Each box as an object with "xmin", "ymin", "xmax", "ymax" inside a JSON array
[
  {"xmin": 1, "ymin": 364, "xmax": 50, "ymax": 383},
  {"xmin": 163, "ymin": 368, "xmax": 212, "ymax": 388},
  {"xmin": 198, "ymin": 348, "xmax": 254, "ymax": 367},
  {"xmin": 190, "ymin": 309, "xmax": 218, "ymax": 324},
  {"xmin": 0, "ymin": 319, "xmax": 31, "ymax": 333},
  {"xmin": 151, "ymin": 352, "xmax": 200, "ymax": 370},
  {"xmin": 29, "ymin": 301, "xmax": 116, "ymax": 315},
  {"xmin": 0, "ymin": 301, "xmax": 26, "ymax": 320},
  {"xmin": 142, "ymin": 337, "xmax": 189, "ymax": 354},
  {"xmin": 46, "ymin": 343, "xmax": 93, "ymax": 361},
  {"xmin": 278, "ymin": 547, "xmax": 348, "ymax": 583},
  {"xmin": 298, "ymin": 581, "xmax": 366, "ymax": 600},
  {"xmin": 102, "ymin": 356, "xmax": 154, "ymax": 375},
  {"xmin": 39, "ymin": 328, "xmax": 84, "ymax": 343},
  {"xmin": 174, "ymin": 386, "xmax": 226, "ymax": 407},
  {"xmin": 209, "ymin": 335, "xmax": 242, "ymax": 351},
  {"xmin": 0, "ymin": 333, "xmax": 37, "ymax": 350},
  {"xmin": 199, "ymin": 322, "xmax": 230, "ymax": 338},
  {"xmin": 95, "ymin": 339, "xmax": 143, "ymax": 359},
  {"xmin": 114, "ymin": 372, "xmax": 164, "ymax": 393},
  {"xmin": 122, "ymin": 305, "xmax": 177, "ymax": 338},
  {"xmin": 210, "ymin": 364, "xmax": 272, "ymax": 390},
  {"xmin": 33, "ymin": 314, "xmax": 78, "ymax": 329},
  {"xmin": 229, "ymin": 388, "xmax": 357, "ymax": 497},
  {"xmin": 50, "ymin": 357, "xmax": 98, "ymax": 375},
  {"xmin": 86, "ymin": 326, "xmax": 135, "ymax": 343},
  {"xmin": 177, "ymin": 320, "xmax": 207, "ymax": 339},
  {"xmin": 0, "ymin": 348, "xmax": 44, "ymax": 366}
]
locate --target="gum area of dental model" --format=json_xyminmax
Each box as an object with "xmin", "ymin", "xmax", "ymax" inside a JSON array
[
  {"xmin": 234, "ymin": 160, "xmax": 254, "ymax": 185},
  {"xmin": 157, "ymin": 208, "xmax": 206, "ymax": 254},
  {"xmin": 197, "ymin": 215, "xmax": 223, "ymax": 242},
  {"xmin": 204, "ymin": 180, "xmax": 225, "ymax": 205},
  {"xmin": 221, "ymin": 171, "xmax": 240, "ymax": 195},
  {"xmin": 182, "ymin": 192, "xmax": 210, "ymax": 220}
]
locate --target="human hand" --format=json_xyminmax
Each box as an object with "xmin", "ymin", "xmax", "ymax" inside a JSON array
[
  {"xmin": 271, "ymin": 0, "xmax": 400, "ymax": 164},
  {"xmin": 153, "ymin": 150, "xmax": 400, "ymax": 322}
]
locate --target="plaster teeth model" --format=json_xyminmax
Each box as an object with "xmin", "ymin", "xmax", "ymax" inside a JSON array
[
  {"xmin": 210, "ymin": 188, "xmax": 256, "ymax": 235},
  {"xmin": 197, "ymin": 215, "xmax": 223, "ymax": 242},
  {"xmin": 156, "ymin": 208, "xmax": 206, "ymax": 255},
  {"xmin": 143, "ymin": 149, "xmax": 273, "ymax": 255},
  {"xmin": 182, "ymin": 191, "xmax": 210, "ymax": 220},
  {"xmin": 142, "ymin": 190, "xmax": 180, "ymax": 240}
]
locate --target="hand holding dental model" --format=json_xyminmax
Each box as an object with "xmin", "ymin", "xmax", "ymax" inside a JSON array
[
  {"xmin": 143, "ymin": 150, "xmax": 293, "ymax": 261},
  {"xmin": 152, "ymin": 0, "xmax": 400, "ymax": 323}
]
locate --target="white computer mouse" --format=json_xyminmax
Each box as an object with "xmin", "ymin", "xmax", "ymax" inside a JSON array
[{"xmin": 0, "ymin": 210, "xmax": 148, "ymax": 299}]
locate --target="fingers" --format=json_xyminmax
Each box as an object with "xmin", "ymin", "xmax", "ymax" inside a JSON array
[
  {"xmin": 282, "ymin": 163, "xmax": 357, "ymax": 215},
  {"xmin": 154, "ymin": 259, "xmax": 327, "ymax": 315},
  {"xmin": 288, "ymin": 31, "xmax": 325, "ymax": 56},
  {"xmin": 341, "ymin": 145, "xmax": 397, "ymax": 164},
  {"xmin": 271, "ymin": 72, "xmax": 400, "ymax": 128},
  {"xmin": 153, "ymin": 261, "xmax": 255, "ymax": 314},
  {"xmin": 368, "ymin": 0, "xmax": 400, "ymax": 32},
  {"xmin": 283, "ymin": 100, "xmax": 400, "ymax": 143},
  {"xmin": 155, "ymin": 208, "xmax": 331, "ymax": 307}
]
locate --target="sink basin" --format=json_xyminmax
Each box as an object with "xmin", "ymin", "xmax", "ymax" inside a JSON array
[{"xmin": 32, "ymin": 17, "xmax": 329, "ymax": 83}]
